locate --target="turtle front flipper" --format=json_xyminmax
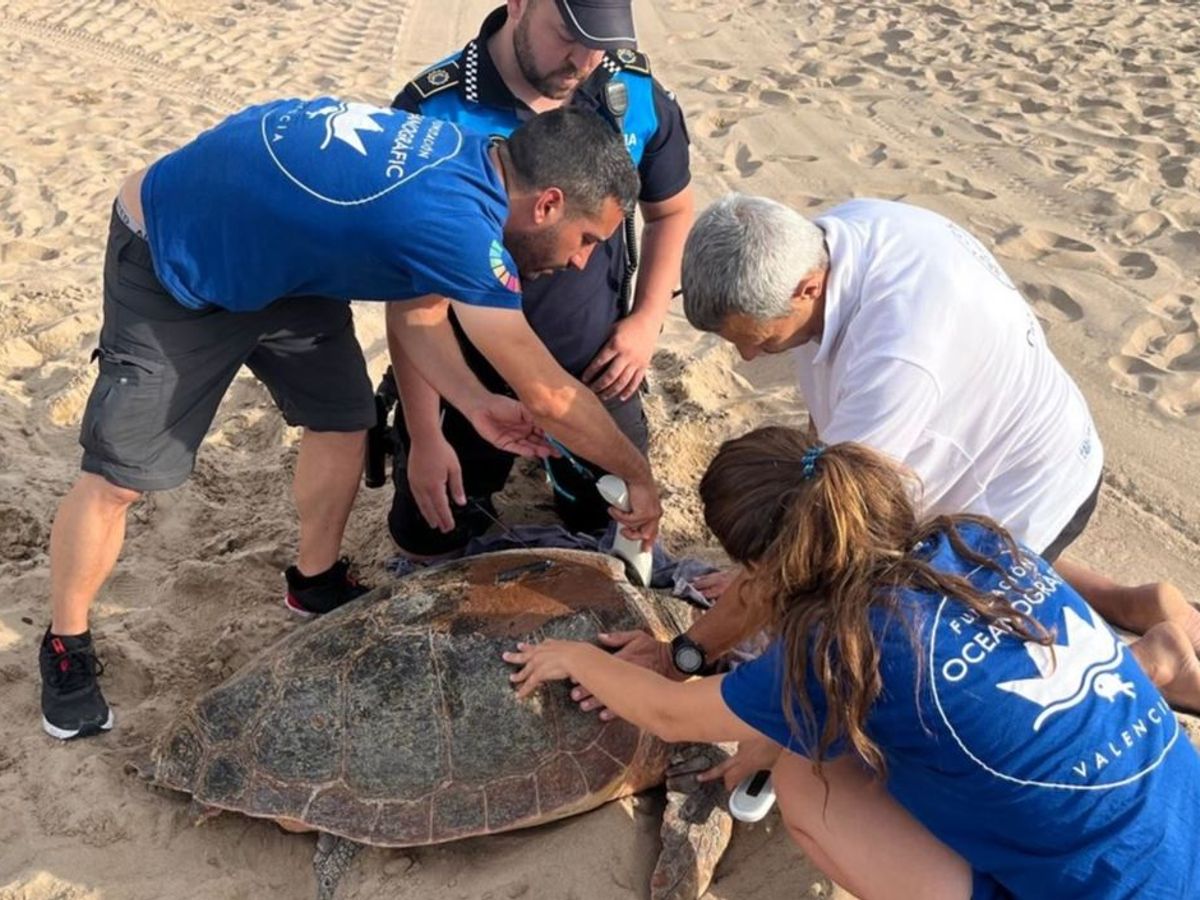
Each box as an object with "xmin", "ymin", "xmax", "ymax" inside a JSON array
[
  {"xmin": 651, "ymin": 743, "xmax": 735, "ymax": 900},
  {"xmin": 313, "ymin": 832, "xmax": 363, "ymax": 900}
]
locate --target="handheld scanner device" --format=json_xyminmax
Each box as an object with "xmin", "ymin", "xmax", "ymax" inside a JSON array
[
  {"xmin": 595, "ymin": 475, "xmax": 653, "ymax": 587},
  {"xmin": 728, "ymin": 770, "xmax": 776, "ymax": 823}
]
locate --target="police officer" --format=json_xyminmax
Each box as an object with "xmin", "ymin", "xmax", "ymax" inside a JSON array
[{"xmin": 386, "ymin": 0, "xmax": 693, "ymax": 557}]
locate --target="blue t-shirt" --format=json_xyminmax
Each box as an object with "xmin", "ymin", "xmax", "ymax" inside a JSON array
[
  {"xmin": 721, "ymin": 524, "xmax": 1200, "ymax": 899},
  {"xmin": 141, "ymin": 97, "xmax": 522, "ymax": 312}
]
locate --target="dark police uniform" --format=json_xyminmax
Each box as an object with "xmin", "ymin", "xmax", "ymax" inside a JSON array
[{"xmin": 387, "ymin": 6, "xmax": 691, "ymax": 555}]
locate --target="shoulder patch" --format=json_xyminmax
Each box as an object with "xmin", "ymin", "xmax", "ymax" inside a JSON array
[
  {"xmin": 408, "ymin": 59, "xmax": 463, "ymax": 100},
  {"xmin": 608, "ymin": 48, "xmax": 651, "ymax": 75}
]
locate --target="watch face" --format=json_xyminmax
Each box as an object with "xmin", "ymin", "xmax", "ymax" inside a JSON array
[{"xmin": 675, "ymin": 645, "xmax": 704, "ymax": 674}]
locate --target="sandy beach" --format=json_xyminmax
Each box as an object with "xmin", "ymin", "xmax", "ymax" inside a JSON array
[{"xmin": 2, "ymin": 0, "xmax": 1198, "ymax": 897}]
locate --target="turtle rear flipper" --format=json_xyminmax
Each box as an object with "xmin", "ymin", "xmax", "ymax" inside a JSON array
[
  {"xmin": 651, "ymin": 743, "xmax": 735, "ymax": 900},
  {"xmin": 314, "ymin": 832, "xmax": 363, "ymax": 900}
]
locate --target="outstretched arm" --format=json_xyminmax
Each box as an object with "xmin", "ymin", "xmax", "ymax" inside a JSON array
[
  {"xmin": 385, "ymin": 299, "xmax": 547, "ymax": 458},
  {"xmin": 595, "ymin": 568, "xmax": 767, "ymax": 683},
  {"xmin": 394, "ymin": 296, "xmax": 662, "ymax": 547},
  {"xmin": 503, "ymin": 640, "xmax": 760, "ymax": 745}
]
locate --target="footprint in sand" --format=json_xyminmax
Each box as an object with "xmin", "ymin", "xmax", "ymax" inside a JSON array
[
  {"xmin": 1117, "ymin": 251, "xmax": 1158, "ymax": 280},
  {"xmin": 1160, "ymin": 157, "xmax": 1191, "ymax": 190},
  {"xmin": 1124, "ymin": 312, "xmax": 1200, "ymax": 374},
  {"xmin": 0, "ymin": 241, "xmax": 61, "ymax": 263},
  {"xmin": 1109, "ymin": 291, "xmax": 1200, "ymax": 417},
  {"xmin": 1117, "ymin": 320, "xmax": 1178, "ymax": 372},
  {"xmin": 761, "ymin": 67, "xmax": 802, "ymax": 91},
  {"xmin": 849, "ymin": 141, "xmax": 907, "ymax": 170},
  {"xmin": 1021, "ymin": 281, "xmax": 1084, "ymax": 323},
  {"xmin": 722, "ymin": 143, "xmax": 762, "ymax": 178},
  {"xmin": 758, "ymin": 89, "xmax": 793, "ymax": 108},
  {"xmin": 939, "ymin": 171, "xmax": 996, "ymax": 201},
  {"xmin": 973, "ymin": 123, "xmax": 1004, "ymax": 141},
  {"xmin": 1107, "ymin": 356, "xmax": 1160, "ymax": 401},
  {"xmin": 1169, "ymin": 230, "xmax": 1200, "ymax": 256},
  {"xmin": 995, "ymin": 226, "xmax": 1095, "ymax": 263},
  {"xmin": 1151, "ymin": 292, "xmax": 1198, "ymax": 327},
  {"xmin": 1052, "ymin": 158, "xmax": 1089, "ymax": 175},
  {"xmin": 702, "ymin": 73, "xmax": 754, "ymax": 94},
  {"xmin": 1119, "ymin": 210, "xmax": 1170, "ymax": 245},
  {"xmin": 735, "ymin": 144, "xmax": 762, "ymax": 177},
  {"xmin": 1158, "ymin": 382, "xmax": 1200, "ymax": 418}
]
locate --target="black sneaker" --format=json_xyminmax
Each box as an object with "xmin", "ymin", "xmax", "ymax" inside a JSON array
[
  {"xmin": 40, "ymin": 630, "xmax": 114, "ymax": 740},
  {"xmin": 283, "ymin": 557, "xmax": 370, "ymax": 618}
]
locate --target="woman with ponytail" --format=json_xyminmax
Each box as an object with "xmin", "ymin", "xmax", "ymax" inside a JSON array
[{"xmin": 505, "ymin": 426, "xmax": 1200, "ymax": 899}]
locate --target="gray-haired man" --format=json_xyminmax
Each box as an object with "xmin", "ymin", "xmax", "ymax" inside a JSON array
[{"xmin": 589, "ymin": 194, "xmax": 1200, "ymax": 731}]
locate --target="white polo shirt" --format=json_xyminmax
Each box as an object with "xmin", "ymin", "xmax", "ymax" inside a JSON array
[{"xmin": 795, "ymin": 199, "xmax": 1103, "ymax": 554}]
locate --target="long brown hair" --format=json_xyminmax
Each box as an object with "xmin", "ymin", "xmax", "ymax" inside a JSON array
[{"xmin": 699, "ymin": 426, "xmax": 1051, "ymax": 777}]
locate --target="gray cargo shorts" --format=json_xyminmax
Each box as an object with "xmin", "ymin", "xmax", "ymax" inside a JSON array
[{"xmin": 79, "ymin": 204, "xmax": 375, "ymax": 492}]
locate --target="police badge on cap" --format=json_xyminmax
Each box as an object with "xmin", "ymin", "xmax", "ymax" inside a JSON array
[{"xmin": 554, "ymin": 0, "xmax": 637, "ymax": 50}]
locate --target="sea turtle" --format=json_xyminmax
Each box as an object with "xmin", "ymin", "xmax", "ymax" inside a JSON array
[{"xmin": 136, "ymin": 549, "xmax": 733, "ymax": 899}]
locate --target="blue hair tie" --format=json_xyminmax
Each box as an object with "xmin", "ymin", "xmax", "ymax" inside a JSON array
[{"xmin": 800, "ymin": 444, "xmax": 826, "ymax": 480}]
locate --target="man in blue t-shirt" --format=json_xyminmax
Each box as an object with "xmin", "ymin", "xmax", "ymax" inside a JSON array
[
  {"xmin": 383, "ymin": 0, "xmax": 693, "ymax": 557},
  {"xmin": 38, "ymin": 100, "xmax": 663, "ymax": 741}
]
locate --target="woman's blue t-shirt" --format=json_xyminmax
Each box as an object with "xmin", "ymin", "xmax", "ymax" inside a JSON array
[
  {"xmin": 721, "ymin": 524, "xmax": 1200, "ymax": 899},
  {"xmin": 141, "ymin": 97, "xmax": 523, "ymax": 312}
]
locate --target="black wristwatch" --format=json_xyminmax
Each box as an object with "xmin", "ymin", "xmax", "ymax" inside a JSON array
[{"xmin": 671, "ymin": 633, "xmax": 712, "ymax": 676}]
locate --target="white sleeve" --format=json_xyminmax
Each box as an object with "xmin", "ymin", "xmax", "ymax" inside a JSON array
[{"xmin": 819, "ymin": 356, "xmax": 942, "ymax": 462}]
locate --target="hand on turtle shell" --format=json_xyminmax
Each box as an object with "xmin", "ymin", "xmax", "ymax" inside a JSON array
[
  {"xmin": 504, "ymin": 640, "xmax": 586, "ymax": 699},
  {"xmin": 570, "ymin": 631, "xmax": 673, "ymax": 722}
]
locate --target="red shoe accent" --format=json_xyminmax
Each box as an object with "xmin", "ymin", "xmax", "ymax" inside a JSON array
[
  {"xmin": 51, "ymin": 637, "xmax": 68, "ymax": 672},
  {"xmin": 283, "ymin": 592, "xmax": 317, "ymax": 619}
]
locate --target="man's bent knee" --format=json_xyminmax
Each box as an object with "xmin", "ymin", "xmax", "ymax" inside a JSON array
[{"xmin": 77, "ymin": 471, "xmax": 143, "ymax": 509}]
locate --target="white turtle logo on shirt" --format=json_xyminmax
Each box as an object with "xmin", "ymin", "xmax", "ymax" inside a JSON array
[
  {"xmin": 260, "ymin": 98, "xmax": 465, "ymax": 207},
  {"xmin": 307, "ymin": 101, "xmax": 389, "ymax": 155},
  {"xmin": 996, "ymin": 604, "xmax": 1135, "ymax": 732},
  {"xmin": 930, "ymin": 559, "xmax": 1179, "ymax": 791}
]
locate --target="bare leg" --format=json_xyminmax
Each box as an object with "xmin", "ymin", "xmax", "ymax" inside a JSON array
[
  {"xmin": 1054, "ymin": 557, "xmax": 1200, "ymax": 652},
  {"xmin": 293, "ymin": 429, "xmax": 365, "ymax": 576},
  {"xmin": 49, "ymin": 473, "xmax": 142, "ymax": 635},
  {"xmin": 1131, "ymin": 623, "xmax": 1200, "ymax": 714},
  {"xmin": 772, "ymin": 752, "xmax": 972, "ymax": 900}
]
